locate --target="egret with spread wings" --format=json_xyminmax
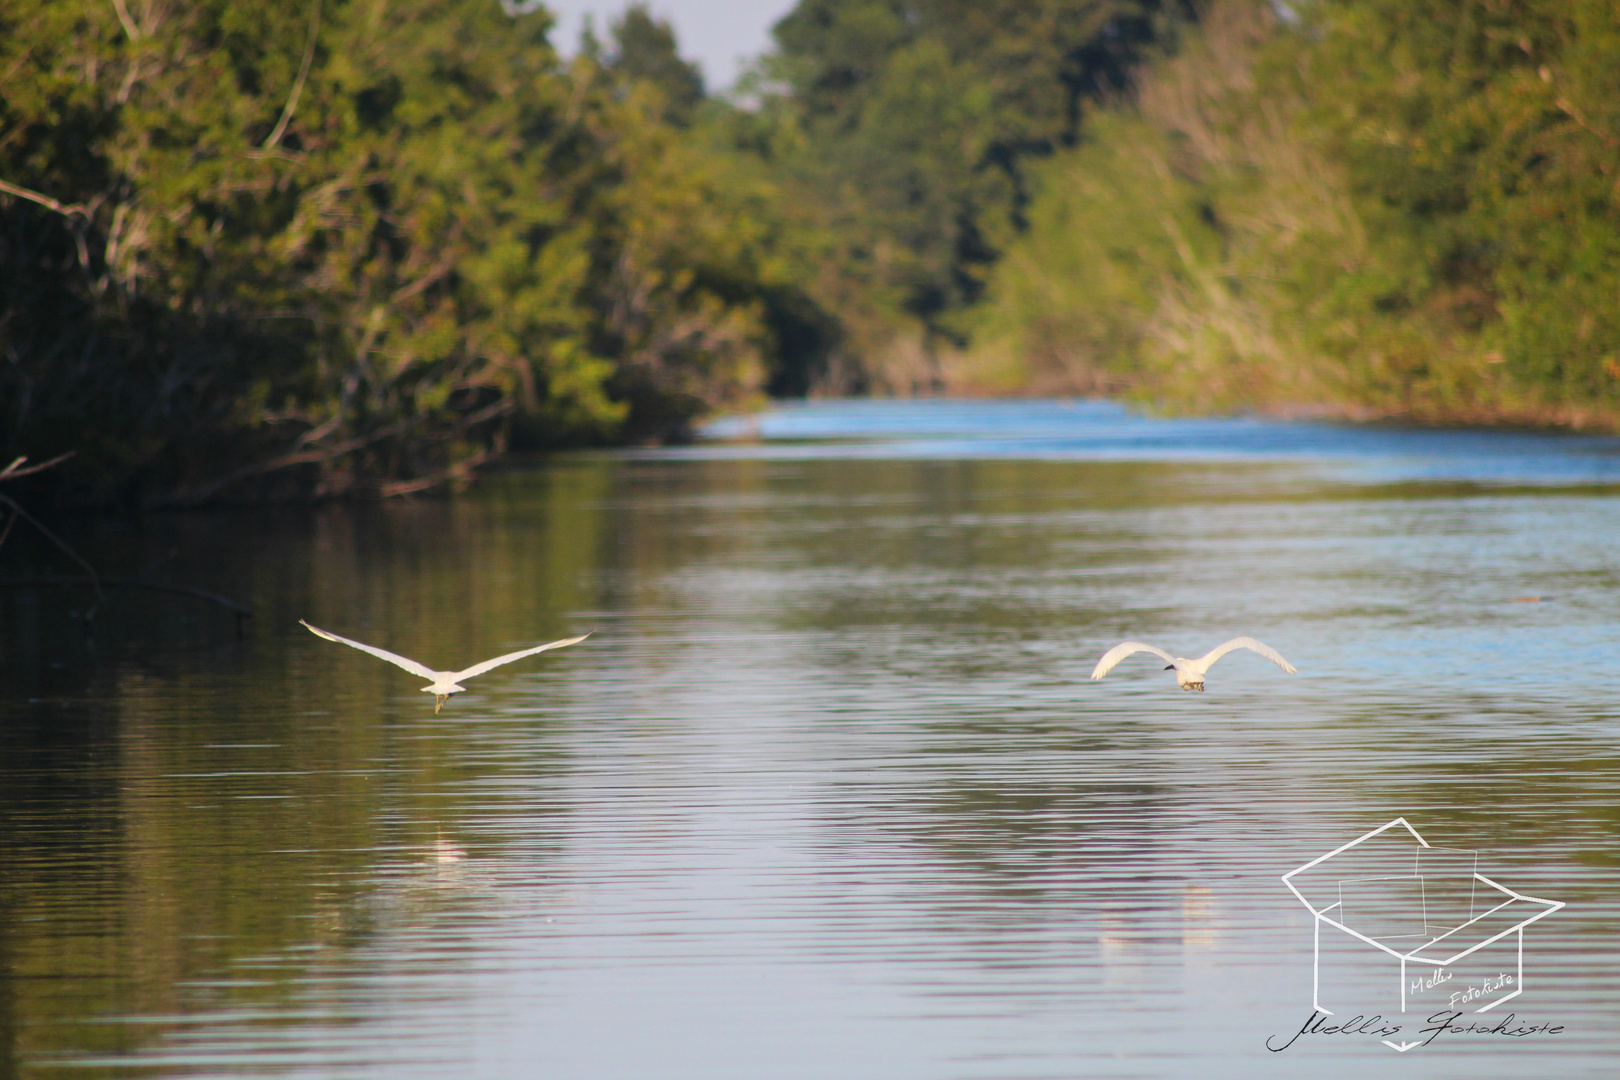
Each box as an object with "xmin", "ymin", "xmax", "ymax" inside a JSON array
[
  {"xmin": 301, "ymin": 620, "xmax": 590, "ymax": 711},
  {"xmin": 1090, "ymin": 637, "xmax": 1296, "ymax": 691}
]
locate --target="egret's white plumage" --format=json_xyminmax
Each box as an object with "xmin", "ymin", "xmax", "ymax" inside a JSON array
[
  {"xmin": 1089, "ymin": 636, "xmax": 1296, "ymax": 691},
  {"xmin": 300, "ymin": 620, "xmax": 590, "ymax": 711}
]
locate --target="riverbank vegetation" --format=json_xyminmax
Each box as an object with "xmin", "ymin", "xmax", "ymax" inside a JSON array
[
  {"xmin": 962, "ymin": 0, "xmax": 1620, "ymax": 427},
  {"xmin": 4, "ymin": 0, "xmax": 1618, "ymax": 504},
  {"xmin": 1, "ymin": 0, "xmax": 804, "ymax": 503}
]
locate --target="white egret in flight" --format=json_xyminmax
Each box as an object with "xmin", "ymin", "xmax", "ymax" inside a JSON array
[
  {"xmin": 300, "ymin": 620, "xmax": 590, "ymax": 711},
  {"xmin": 1090, "ymin": 637, "xmax": 1296, "ymax": 691}
]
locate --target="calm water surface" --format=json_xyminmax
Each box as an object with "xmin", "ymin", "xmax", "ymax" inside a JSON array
[{"xmin": 3, "ymin": 400, "xmax": 1619, "ymax": 1078}]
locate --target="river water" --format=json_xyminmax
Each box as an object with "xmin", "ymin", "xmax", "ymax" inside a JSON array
[{"xmin": 3, "ymin": 400, "xmax": 1619, "ymax": 1078}]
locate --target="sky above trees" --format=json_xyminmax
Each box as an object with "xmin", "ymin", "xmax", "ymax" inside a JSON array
[{"xmin": 544, "ymin": 0, "xmax": 796, "ymax": 88}]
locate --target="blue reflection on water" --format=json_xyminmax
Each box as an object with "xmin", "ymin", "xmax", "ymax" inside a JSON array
[{"xmin": 693, "ymin": 399, "xmax": 1620, "ymax": 485}]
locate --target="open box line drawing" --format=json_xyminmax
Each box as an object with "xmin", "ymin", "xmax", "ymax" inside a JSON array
[{"xmin": 1282, "ymin": 818, "xmax": 1565, "ymax": 1016}]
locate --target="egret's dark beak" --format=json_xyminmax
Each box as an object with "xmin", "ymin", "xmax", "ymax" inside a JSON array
[{"xmin": 1164, "ymin": 664, "xmax": 1175, "ymax": 670}]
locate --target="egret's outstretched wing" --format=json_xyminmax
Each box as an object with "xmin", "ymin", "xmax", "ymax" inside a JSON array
[
  {"xmin": 1197, "ymin": 637, "xmax": 1296, "ymax": 674},
  {"xmin": 1090, "ymin": 641, "xmax": 1176, "ymax": 680},
  {"xmin": 300, "ymin": 620, "xmax": 439, "ymax": 679},
  {"xmin": 450, "ymin": 633, "xmax": 591, "ymax": 682}
]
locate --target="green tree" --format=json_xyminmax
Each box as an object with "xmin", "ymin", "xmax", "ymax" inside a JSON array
[
  {"xmin": 0, "ymin": 0, "xmax": 793, "ymax": 504},
  {"xmin": 758, "ymin": 0, "xmax": 1193, "ymax": 390},
  {"xmin": 1301, "ymin": 0, "xmax": 1620, "ymax": 408},
  {"xmin": 602, "ymin": 4, "xmax": 706, "ymax": 125}
]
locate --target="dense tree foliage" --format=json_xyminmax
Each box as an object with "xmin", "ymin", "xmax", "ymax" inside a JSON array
[
  {"xmin": 750, "ymin": 0, "xmax": 1193, "ymax": 392},
  {"xmin": 968, "ymin": 0, "xmax": 1620, "ymax": 424},
  {"xmin": 0, "ymin": 0, "xmax": 792, "ymax": 503},
  {"xmin": 1307, "ymin": 0, "xmax": 1620, "ymax": 411}
]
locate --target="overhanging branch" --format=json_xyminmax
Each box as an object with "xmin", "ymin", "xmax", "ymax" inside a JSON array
[{"xmin": 0, "ymin": 178, "xmax": 89, "ymax": 219}]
